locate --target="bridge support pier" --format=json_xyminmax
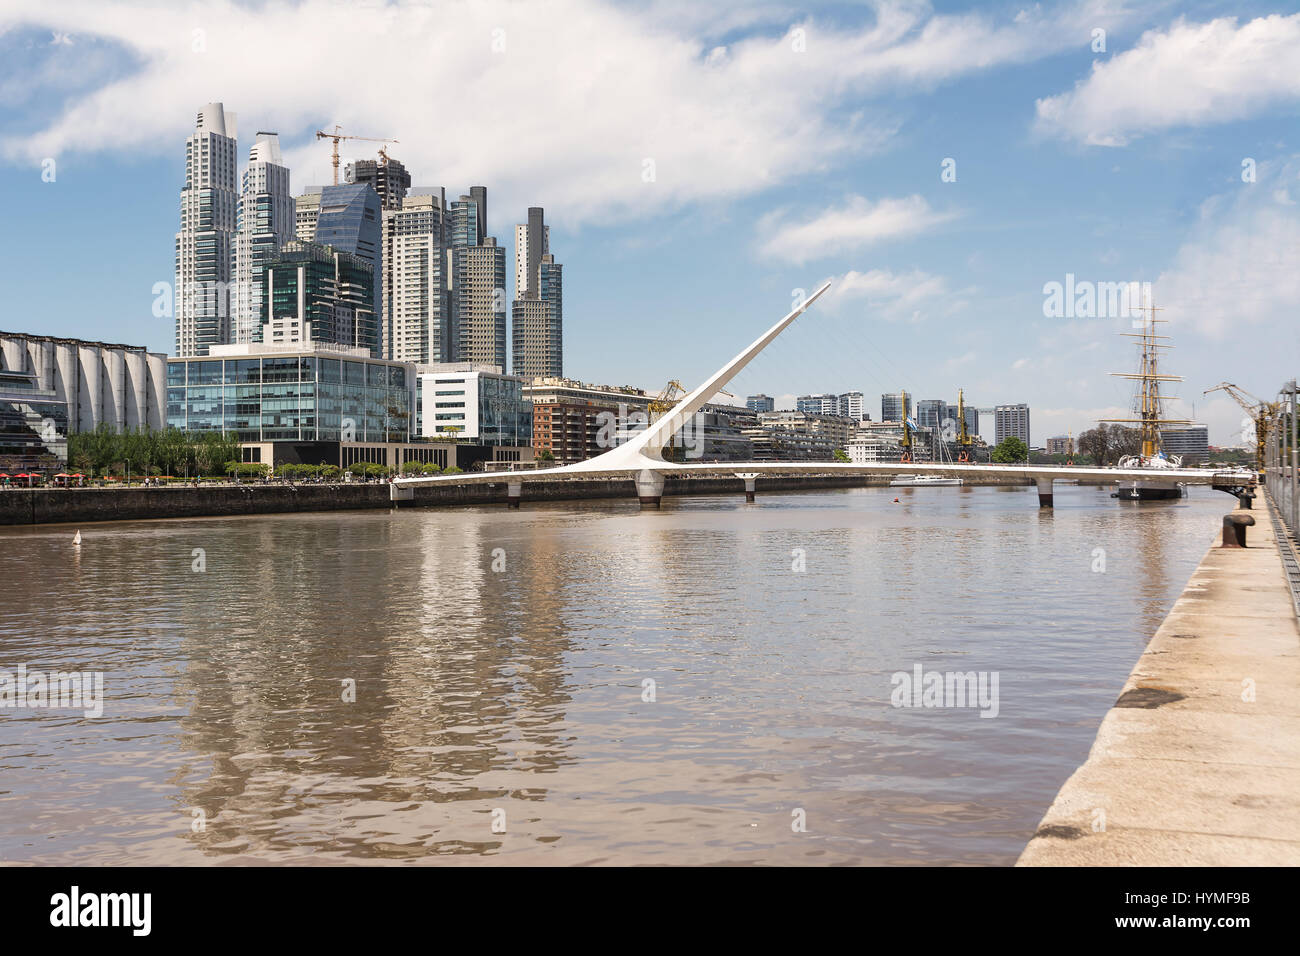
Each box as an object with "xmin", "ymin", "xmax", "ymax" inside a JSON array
[
  {"xmin": 735, "ymin": 472, "xmax": 759, "ymax": 503},
  {"xmin": 506, "ymin": 480, "xmax": 522, "ymax": 509},
  {"xmin": 1036, "ymin": 477, "xmax": 1053, "ymax": 508},
  {"xmin": 636, "ymin": 469, "xmax": 665, "ymax": 510},
  {"xmin": 390, "ymin": 482, "xmax": 414, "ymax": 502}
]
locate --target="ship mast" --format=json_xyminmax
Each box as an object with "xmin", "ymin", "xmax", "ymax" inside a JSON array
[{"xmin": 1101, "ymin": 294, "xmax": 1192, "ymax": 459}]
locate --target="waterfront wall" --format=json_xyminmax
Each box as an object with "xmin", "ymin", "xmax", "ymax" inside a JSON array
[
  {"xmin": 1018, "ymin": 496, "xmax": 1300, "ymax": 866},
  {"xmin": 0, "ymin": 473, "xmax": 1038, "ymax": 526}
]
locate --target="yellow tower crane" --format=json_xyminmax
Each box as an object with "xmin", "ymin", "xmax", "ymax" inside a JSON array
[
  {"xmin": 315, "ymin": 125, "xmax": 399, "ymax": 186},
  {"xmin": 1203, "ymin": 382, "xmax": 1280, "ymax": 476}
]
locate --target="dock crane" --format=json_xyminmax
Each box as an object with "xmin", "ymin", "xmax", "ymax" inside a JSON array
[
  {"xmin": 315, "ymin": 125, "xmax": 399, "ymax": 185},
  {"xmin": 955, "ymin": 389, "xmax": 973, "ymax": 462},
  {"xmin": 1203, "ymin": 382, "xmax": 1280, "ymax": 475}
]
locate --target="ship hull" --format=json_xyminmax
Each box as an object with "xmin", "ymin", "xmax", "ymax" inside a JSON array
[{"xmin": 1114, "ymin": 480, "xmax": 1184, "ymax": 501}]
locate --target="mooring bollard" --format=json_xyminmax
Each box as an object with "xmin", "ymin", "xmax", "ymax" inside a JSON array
[{"xmin": 1221, "ymin": 512, "xmax": 1255, "ymax": 548}]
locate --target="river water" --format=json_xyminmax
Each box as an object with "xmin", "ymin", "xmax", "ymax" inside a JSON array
[{"xmin": 0, "ymin": 484, "xmax": 1230, "ymax": 865}]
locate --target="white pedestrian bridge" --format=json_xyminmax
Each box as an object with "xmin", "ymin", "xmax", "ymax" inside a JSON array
[{"xmin": 393, "ymin": 280, "xmax": 1256, "ymax": 509}]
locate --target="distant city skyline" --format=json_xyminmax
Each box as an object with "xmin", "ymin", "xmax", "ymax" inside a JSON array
[{"xmin": 3, "ymin": 2, "xmax": 1298, "ymax": 445}]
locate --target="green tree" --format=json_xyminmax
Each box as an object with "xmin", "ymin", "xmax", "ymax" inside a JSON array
[
  {"xmin": 991, "ymin": 435, "xmax": 1029, "ymax": 463},
  {"xmin": 832, "ymin": 448, "xmax": 850, "ymax": 463}
]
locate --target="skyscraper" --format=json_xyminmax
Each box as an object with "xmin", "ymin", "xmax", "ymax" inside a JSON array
[
  {"xmin": 232, "ymin": 132, "xmax": 292, "ymax": 345},
  {"xmin": 994, "ymin": 403, "xmax": 1031, "ymax": 446},
  {"xmin": 175, "ymin": 103, "xmax": 239, "ymax": 356},
  {"xmin": 259, "ymin": 240, "xmax": 377, "ymax": 355},
  {"xmin": 449, "ymin": 190, "xmax": 487, "ymax": 247},
  {"xmin": 882, "ymin": 391, "xmax": 909, "ymax": 422},
  {"xmin": 388, "ymin": 190, "xmax": 453, "ymax": 364},
  {"xmin": 345, "ymin": 156, "xmax": 411, "ymax": 212},
  {"xmin": 514, "ymin": 207, "xmax": 548, "ymax": 298},
  {"xmin": 314, "ymin": 182, "xmax": 382, "ymax": 323},
  {"xmin": 453, "ymin": 240, "xmax": 506, "ymax": 370},
  {"xmin": 746, "ymin": 395, "xmax": 775, "ymax": 413},
  {"xmin": 916, "ymin": 399, "xmax": 946, "ymax": 431},
  {"xmin": 511, "ymin": 207, "xmax": 562, "ymax": 379}
]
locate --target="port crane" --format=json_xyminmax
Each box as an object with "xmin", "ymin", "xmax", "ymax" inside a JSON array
[
  {"xmin": 315, "ymin": 125, "xmax": 399, "ymax": 185},
  {"xmin": 1203, "ymin": 382, "xmax": 1280, "ymax": 474}
]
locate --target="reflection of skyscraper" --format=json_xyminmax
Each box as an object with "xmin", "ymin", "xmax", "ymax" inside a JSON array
[
  {"xmin": 175, "ymin": 103, "xmax": 239, "ymax": 356},
  {"xmin": 233, "ymin": 132, "xmax": 292, "ymax": 345}
]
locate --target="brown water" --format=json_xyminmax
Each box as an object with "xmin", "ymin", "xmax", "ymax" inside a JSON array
[{"xmin": 0, "ymin": 484, "xmax": 1230, "ymax": 865}]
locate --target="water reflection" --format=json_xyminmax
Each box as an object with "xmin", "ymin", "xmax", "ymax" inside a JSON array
[{"xmin": 0, "ymin": 485, "xmax": 1232, "ymax": 864}]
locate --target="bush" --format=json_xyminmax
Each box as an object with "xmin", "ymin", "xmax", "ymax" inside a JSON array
[{"xmin": 443, "ymin": 466, "xmax": 462, "ymax": 475}]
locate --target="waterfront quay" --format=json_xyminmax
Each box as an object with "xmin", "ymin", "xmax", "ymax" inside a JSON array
[{"xmin": 1019, "ymin": 491, "xmax": 1300, "ymax": 865}]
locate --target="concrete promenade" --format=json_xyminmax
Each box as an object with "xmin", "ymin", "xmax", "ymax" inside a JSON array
[{"xmin": 1019, "ymin": 497, "xmax": 1300, "ymax": 866}]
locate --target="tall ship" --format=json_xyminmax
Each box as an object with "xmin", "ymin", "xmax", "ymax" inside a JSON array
[{"xmin": 1103, "ymin": 299, "xmax": 1194, "ymax": 501}]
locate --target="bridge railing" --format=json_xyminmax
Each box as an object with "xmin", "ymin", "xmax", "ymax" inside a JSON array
[{"xmin": 1264, "ymin": 379, "xmax": 1298, "ymax": 539}]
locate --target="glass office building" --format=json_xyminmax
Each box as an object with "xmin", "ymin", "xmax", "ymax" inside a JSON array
[
  {"xmin": 166, "ymin": 351, "xmax": 410, "ymax": 444},
  {"xmin": 0, "ymin": 366, "xmax": 68, "ymax": 471}
]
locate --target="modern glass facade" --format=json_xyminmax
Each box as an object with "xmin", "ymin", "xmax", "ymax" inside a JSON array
[
  {"xmin": 259, "ymin": 241, "xmax": 379, "ymax": 357},
  {"xmin": 0, "ymin": 369, "xmax": 68, "ymax": 471},
  {"xmin": 166, "ymin": 353, "xmax": 410, "ymax": 444}
]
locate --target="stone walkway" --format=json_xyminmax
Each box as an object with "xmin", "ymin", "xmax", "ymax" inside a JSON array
[{"xmin": 1018, "ymin": 498, "xmax": 1300, "ymax": 866}]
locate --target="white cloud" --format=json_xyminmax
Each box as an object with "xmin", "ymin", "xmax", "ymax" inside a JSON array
[
  {"xmin": 823, "ymin": 267, "xmax": 953, "ymax": 322},
  {"xmin": 0, "ymin": 0, "xmax": 1138, "ymax": 225},
  {"xmin": 1036, "ymin": 14, "xmax": 1300, "ymax": 146},
  {"xmin": 1156, "ymin": 161, "xmax": 1300, "ymax": 341},
  {"xmin": 758, "ymin": 195, "xmax": 957, "ymax": 264}
]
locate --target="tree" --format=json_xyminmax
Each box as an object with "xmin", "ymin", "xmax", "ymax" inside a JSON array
[
  {"xmin": 991, "ymin": 436, "xmax": 1028, "ymax": 463},
  {"xmin": 832, "ymin": 448, "xmax": 850, "ymax": 463}
]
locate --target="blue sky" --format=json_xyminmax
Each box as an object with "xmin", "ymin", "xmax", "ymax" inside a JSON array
[{"xmin": 2, "ymin": 0, "xmax": 1299, "ymax": 444}]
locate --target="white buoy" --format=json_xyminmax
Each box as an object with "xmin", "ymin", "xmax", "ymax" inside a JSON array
[{"xmin": 73, "ymin": 530, "xmax": 82, "ymax": 546}]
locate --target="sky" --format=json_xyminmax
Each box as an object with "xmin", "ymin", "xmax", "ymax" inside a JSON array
[{"xmin": 1, "ymin": 0, "xmax": 1299, "ymax": 446}]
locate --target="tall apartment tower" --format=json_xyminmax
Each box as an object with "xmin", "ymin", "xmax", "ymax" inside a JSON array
[
  {"xmin": 232, "ymin": 132, "xmax": 293, "ymax": 345},
  {"xmin": 175, "ymin": 103, "xmax": 239, "ymax": 356},
  {"xmin": 388, "ymin": 190, "xmax": 454, "ymax": 364},
  {"xmin": 345, "ymin": 157, "xmax": 411, "ymax": 211},
  {"xmin": 449, "ymin": 189, "xmax": 487, "ymax": 247},
  {"xmin": 511, "ymin": 206, "xmax": 562, "ymax": 379},
  {"xmin": 453, "ymin": 239, "xmax": 507, "ymax": 370},
  {"xmin": 350, "ymin": 153, "xmax": 415, "ymax": 358},
  {"xmin": 514, "ymin": 207, "xmax": 549, "ymax": 297},
  {"xmin": 994, "ymin": 403, "xmax": 1031, "ymax": 446}
]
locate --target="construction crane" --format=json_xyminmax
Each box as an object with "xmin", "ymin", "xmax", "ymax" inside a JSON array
[
  {"xmin": 648, "ymin": 380, "xmax": 687, "ymax": 420},
  {"xmin": 1203, "ymin": 382, "xmax": 1280, "ymax": 474},
  {"xmin": 315, "ymin": 125, "xmax": 399, "ymax": 186}
]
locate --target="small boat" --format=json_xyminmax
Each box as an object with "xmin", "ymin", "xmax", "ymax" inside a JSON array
[{"xmin": 890, "ymin": 475, "xmax": 963, "ymax": 487}]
